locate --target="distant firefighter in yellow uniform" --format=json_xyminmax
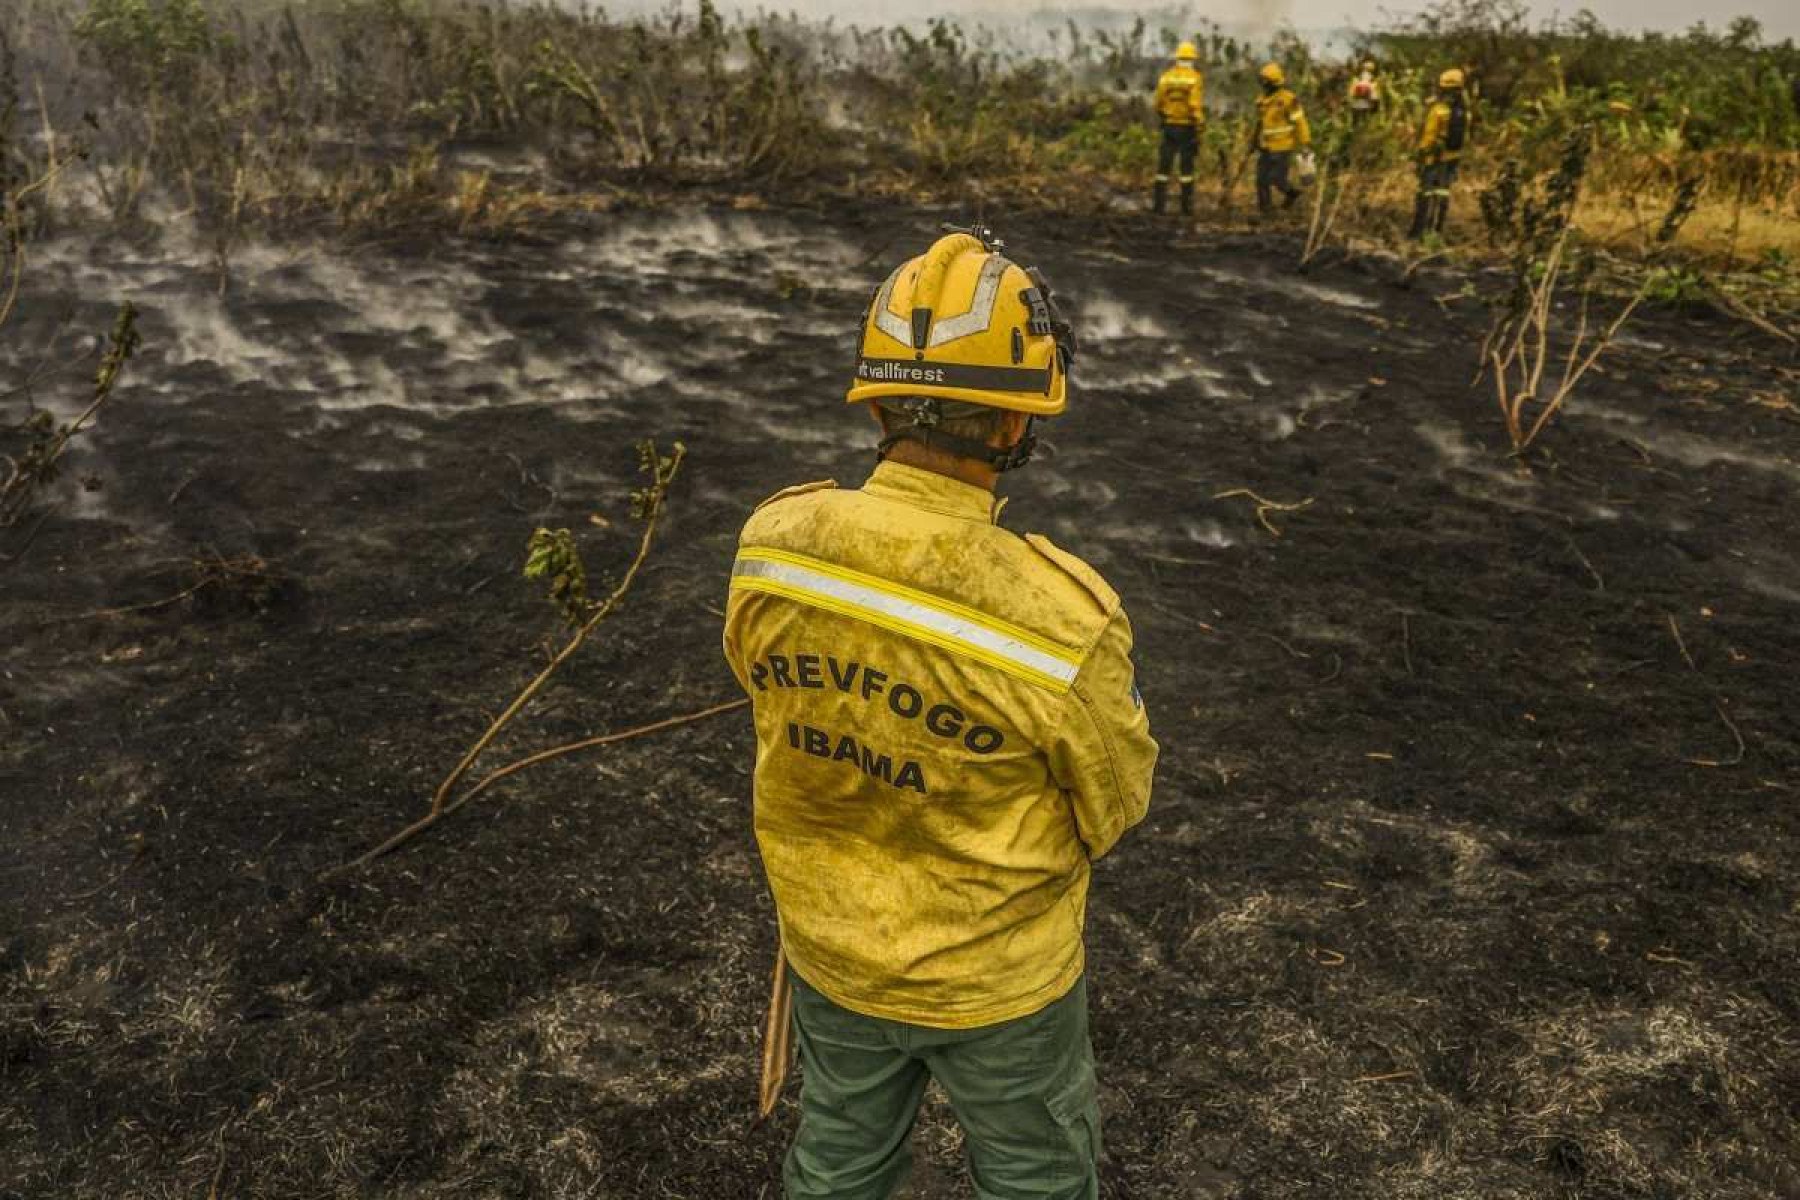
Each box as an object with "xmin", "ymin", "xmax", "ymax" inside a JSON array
[
  {"xmin": 1152, "ymin": 41, "xmax": 1206, "ymax": 215},
  {"xmin": 1251, "ymin": 62, "xmax": 1311, "ymax": 212},
  {"xmin": 1410, "ymin": 68, "xmax": 1469, "ymax": 239},
  {"xmin": 724, "ymin": 227, "xmax": 1157, "ymax": 1198}
]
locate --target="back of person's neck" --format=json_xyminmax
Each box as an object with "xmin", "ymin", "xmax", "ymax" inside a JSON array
[{"xmin": 881, "ymin": 442, "xmax": 1000, "ymax": 492}]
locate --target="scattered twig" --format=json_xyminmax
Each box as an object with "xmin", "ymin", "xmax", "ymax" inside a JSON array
[
  {"xmin": 1399, "ymin": 611, "xmax": 1415, "ymax": 676},
  {"xmin": 1147, "ymin": 597, "xmax": 1219, "ymax": 635},
  {"xmin": 1665, "ymin": 613, "xmax": 1696, "ymax": 671},
  {"xmin": 1684, "ymin": 700, "xmax": 1745, "ymax": 768},
  {"xmin": 1351, "ymin": 1070, "xmax": 1416, "ymax": 1084},
  {"xmin": 342, "ymin": 697, "xmax": 745, "ymax": 868},
  {"xmin": 1254, "ymin": 631, "xmax": 1312, "ymax": 659},
  {"xmin": 1565, "ymin": 536, "xmax": 1604, "ymax": 591},
  {"xmin": 1213, "ymin": 488, "xmax": 1314, "ymax": 538},
  {"xmin": 1401, "ymin": 248, "xmax": 1447, "ymax": 283},
  {"xmin": 1707, "ymin": 283, "xmax": 1797, "ymax": 346},
  {"xmin": 1138, "ymin": 550, "xmax": 1215, "ymax": 567},
  {"xmin": 448, "ymin": 697, "xmax": 750, "ymax": 815},
  {"xmin": 48, "ymin": 555, "xmax": 276, "ymax": 623}
]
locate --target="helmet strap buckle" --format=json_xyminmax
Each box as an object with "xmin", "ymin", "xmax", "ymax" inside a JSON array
[{"xmin": 902, "ymin": 397, "xmax": 943, "ymax": 429}]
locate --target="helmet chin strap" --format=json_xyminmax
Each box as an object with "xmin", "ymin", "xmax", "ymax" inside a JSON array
[
  {"xmin": 875, "ymin": 399, "xmax": 1038, "ymax": 472},
  {"xmin": 862, "ymin": 236, "xmax": 1071, "ymax": 474},
  {"xmin": 877, "ymin": 422, "xmax": 1038, "ymax": 472}
]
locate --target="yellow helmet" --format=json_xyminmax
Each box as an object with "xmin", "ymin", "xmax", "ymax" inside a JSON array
[
  {"xmin": 847, "ymin": 229, "xmax": 1073, "ymax": 423},
  {"xmin": 1175, "ymin": 41, "xmax": 1198, "ymax": 61},
  {"xmin": 1362, "ymin": 59, "xmax": 1376, "ymax": 72},
  {"xmin": 1438, "ymin": 67, "xmax": 1465, "ymax": 90},
  {"xmin": 1259, "ymin": 62, "xmax": 1285, "ymax": 87}
]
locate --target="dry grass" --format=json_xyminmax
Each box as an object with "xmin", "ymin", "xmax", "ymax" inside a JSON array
[{"xmin": 1267, "ymin": 162, "xmax": 1796, "ymax": 265}]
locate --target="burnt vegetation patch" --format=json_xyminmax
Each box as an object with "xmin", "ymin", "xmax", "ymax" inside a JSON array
[
  {"xmin": 0, "ymin": 0, "xmax": 1798, "ymax": 1197},
  {"xmin": 2, "ymin": 203, "xmax": 1794, "ymax": 1198}
]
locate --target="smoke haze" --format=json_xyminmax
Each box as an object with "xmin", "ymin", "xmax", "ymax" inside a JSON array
[{"xmin": 604, "ymin": 0, "xmax": 1798, "ymax": 42}]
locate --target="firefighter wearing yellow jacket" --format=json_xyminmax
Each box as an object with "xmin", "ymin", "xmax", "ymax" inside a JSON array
[
  {"xmin": 1411, "ymin": 68, "xmax": 1469, "ymax": 239},
  {"xmin": 724, "ymin": 228, "xmax": 1157, "ymax": 1199},
  {"xmin": 1152, "ymin": 41, "xmax": 1205, "ymax": 215},
  {"xmin": 1252, "ymin": 62, "xmax": 1312, "ymax": 212}
]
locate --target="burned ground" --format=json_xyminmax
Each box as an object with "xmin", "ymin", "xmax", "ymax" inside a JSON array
[{"xmin": 2, "ymin": 208, "xmax": 1797, "ymax": 1199}]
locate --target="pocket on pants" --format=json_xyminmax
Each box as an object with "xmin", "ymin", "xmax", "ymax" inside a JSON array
[{"xmin": 1045, "ymin": 1056, "xmax": 1102, "ymax": 1179}]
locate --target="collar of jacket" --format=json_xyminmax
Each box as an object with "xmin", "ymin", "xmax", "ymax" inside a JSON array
[{"xmin": 862, "ymin": 460, "xmax": 1003, "ymax": 524}]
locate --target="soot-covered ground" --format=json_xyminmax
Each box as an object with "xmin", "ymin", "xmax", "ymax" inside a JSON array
[{"xmin": 2, "ymin": 208, "xmax": 1798, "ymax": 1199}]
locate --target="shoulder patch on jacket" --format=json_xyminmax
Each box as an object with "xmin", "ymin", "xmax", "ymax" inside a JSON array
[
  {"xmin": 1025, "ymin": 534, "xmax": 1118, "ymax": 614},
  {"xmin": 753, "ymin": 479, "xmax": 836, "ymax": 512}
]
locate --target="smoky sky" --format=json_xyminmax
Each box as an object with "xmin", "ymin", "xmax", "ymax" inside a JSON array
[{"xmin": 606, "ymin": 0, "xmax": 1798, "ymax": 42}]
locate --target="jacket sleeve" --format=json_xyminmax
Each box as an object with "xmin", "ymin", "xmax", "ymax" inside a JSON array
[
  {"xmin": 1190, "ymin": 76, "xmax": 1205, "ymax": 124},
  {"xmin": 721, "ymin": 591, "xmax": 751, "ymax": 695},
  {"xmin": 1045, "ymin": 609, "xmax": 1157, "ymax": 860},
  {"xmin": 1294, "ymin": 98, "xmax": 1312, "ymax": 147},
  {"xmin": 1418, "ymin": 105, "xmax": 1443, "ymax": 155}
]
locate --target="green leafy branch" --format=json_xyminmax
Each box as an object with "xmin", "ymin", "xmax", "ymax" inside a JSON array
[
  {"xmin": 2, "ymin": 302, "xmax": 140, "ymax": 528},
  {"xmin": 341, "ymin": 439, "xmax": 743, "ymax": 871},
  {"xmin": 523, "ymin": 526, "xmax": 588, "ymax": 627}
]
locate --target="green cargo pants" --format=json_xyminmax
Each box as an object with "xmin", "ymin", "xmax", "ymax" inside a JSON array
[{"xmin": 784, "ymin": 969, "xmax": 1101, "ymax": 1200}]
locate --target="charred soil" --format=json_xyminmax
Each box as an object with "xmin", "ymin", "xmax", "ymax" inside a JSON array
[{"xmin": 2, "ymin": 207, "xmax": 1798, "ymax": 1199}]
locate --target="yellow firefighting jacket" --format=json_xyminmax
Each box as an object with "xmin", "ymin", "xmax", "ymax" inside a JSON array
[
  {"xmin": 1254, "ymin": 87, "xmax": 1311, "ymax": 152},
  {"xmin": 723, "ymin": 462, "xmax": 1157, "ymax": 1029},
  {"xmin": 1154, "ymin": 64, "xmax": 1205, "ymax": 127},
  {"xmin": 1418, "ymin": 98, "xmax": 1462, "ymax": 164}
]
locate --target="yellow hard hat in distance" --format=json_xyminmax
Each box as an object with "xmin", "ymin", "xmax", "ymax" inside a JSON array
[
  {"xmin": 1175, "ymin": 41, "xmax": 1198, "ymax": 61},
  {"xmin": 847, "ymin": 230, "xmax": 1071, "ymax": 417},
  {"xmin": 1259, "ymin": 62, "xmax": 1285, "ymax": 86},
  {"xmin": 1439, "ymin": 67, "xmax": 1465, "ymax": 89}
]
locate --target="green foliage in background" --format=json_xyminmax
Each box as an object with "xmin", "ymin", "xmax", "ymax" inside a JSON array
[
  {"xmin": 0, "ymin": 0, "xmax": 1791, "ymax": 275},
  {"xmin": 72, "ymin": 0, "xmax": 216, "ymax": 98}
]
